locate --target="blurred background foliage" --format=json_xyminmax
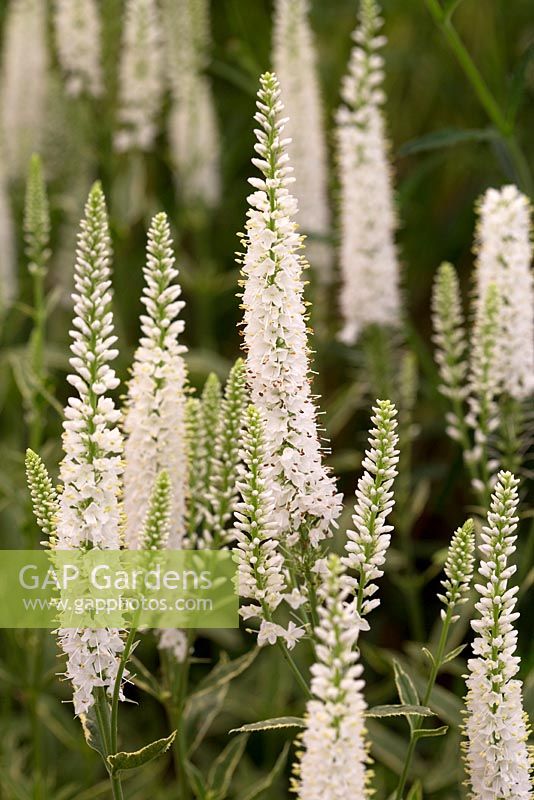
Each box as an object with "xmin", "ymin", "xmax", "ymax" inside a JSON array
[{"xmin": 0, "ymin": 1, "xmax": 533, "ymax": 798}]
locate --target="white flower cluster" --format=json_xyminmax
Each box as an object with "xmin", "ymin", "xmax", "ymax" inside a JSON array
[
  {"xmin": 464, "ymin": 471, "xmax": 532, "ymax": 800},
  {"xmin": 235, "ymin": 406, "xmax": 304, "ymax": 651},
  {"xmin": 293, "ymin": 556, "xmax": 369, "ymax": 800},
  {"xmin": 475, "ymin": 186, "xmax": 534, "ymax": 401},
  {"xmin": 0, "ymin": 0, "xmax": 48, "ymax": 180},
  {"xmin": 163, "ymin": 0, "xmax": 220, "ymax": 207},
  {"xmin": 55, "ymin": 184, "xmax": 125, "ymax": 717},
  {"xmin": 53, "ymin": 0, "xmax": 103, "ymax": 97},
  {"xmin": 343, "ymin": 399, "xmax": 399, "ymax": 619},
  {"xmin": 123, "ymin": 212, "xmax": 188, "ymax": 550},
  {"xmin": 336, "ymin": 0, "xmax": 400, "ymax": 344},
  {"xmin": 115, "ymin": 0, "xmax": 164, "ymax": 152},
  {"xmin": 240, "ymin": 72, "xmax": 342, "ymax": 550},
  {"xmin": 273, "ymin": 0, "xmax": 332, "ymax": 281}
]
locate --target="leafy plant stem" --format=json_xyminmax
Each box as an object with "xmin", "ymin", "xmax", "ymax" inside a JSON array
[
  {"xmin": 423, "ymin": 0, "xmax": 534, "ymax": 195},
  {"xmin": 163, "ymin": 638, "xmax": 192, "ymax": 800},
  {"xmin": 394, "ymin": 606, "xmax": 453, "ymax": 799},
  {"xmin": 94, "ymin": 688, "xmax": 124, "ymax": 800},
  {"xmin": 275, "ymin": 637, "xmax": 311, "ymax": 699},
  {"xmin": 28, "ymin": 264, "xmax": 47, "ymax": 451}
]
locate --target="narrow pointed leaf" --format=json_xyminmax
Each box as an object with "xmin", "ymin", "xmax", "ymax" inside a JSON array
[
  {"xmin": 107, "ymin": 731, "xmax": 176, "ymax": 774},
  {"xmin": 230, "ymin": 716, "xmax": 305, "ymax": 733},
  {"xmin": 412, "ymin": 725, "xmax": 449, "ymax": 741},
  {"xmin": 365, "ymin": 704, "xmax": 435, "ymax": 719}
]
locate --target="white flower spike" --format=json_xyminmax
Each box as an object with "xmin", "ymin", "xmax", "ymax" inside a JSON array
[
  {"xmin": 239, "ymin": 71, "xmax": 342, "ymax": 553},
  {"xmin": 273, "ymin": 0, "xmax": 332, "ymax": 281},
  {"xmin": 293, "ymin": 555, "xmax": 369, "ymax": 800},
  {"xmin": 123, "ymin": 212, "xmax": 188, "ymax": 550},
  {"xmin": 53, "ymin": 0, "xmax": 103, "ymax": 97},
  {"xmin": 336, "ymin": 0, "xmax": 400, "ymax": 344},
  {"xmin": 55, "ymin": 183, "xmax": 126, "ymax": 717},
  {"xmin": 464, "ymin": 471, "xmax": 532, "ymax": 800},
  {"xmin": 475, "ymin": 185, "xmax": 534, "ymax": 401},
  {"xmin": 115, "ymin": 0, "xmax": 164, "ymax": 152}
]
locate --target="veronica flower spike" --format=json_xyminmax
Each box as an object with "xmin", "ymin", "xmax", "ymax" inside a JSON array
[
  {"xmin": 239, "ymin": 72, "xmax": 342, "ymax": 565},
  {"xmin": 123, "ymin": 212, "xmax": 188, "ymax": 550}
]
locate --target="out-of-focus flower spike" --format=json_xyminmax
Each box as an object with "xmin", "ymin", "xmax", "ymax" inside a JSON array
[
  {"xmin": 0, "ymin": 0, "xmax": 48, "ymax": 180},
  {"xmin": 436, "ymin": 518, "xmax": 475, "ymax": 622},
  {"xmin": 273, "ymin": 0, "xmax": 332, "ymax": 281},
  {"xmin": 336, "ymin": 0, "xmax": 400, "ymax": 344},
  {"xmin": 53, "ymin": 0, "xmax": 103, "ymax": 97},
  {"xmin": 115, "ymin": 0, "xmax": 164, "ymax": 152},
  {"xmin": 474, "ymin": 186, "xmax": 534, "ymax": 401},
  {"xmin": 24, "ymin": 154, "xmax": 50, "ymax": 277}
]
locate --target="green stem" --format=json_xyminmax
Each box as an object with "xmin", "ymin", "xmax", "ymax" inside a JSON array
[
  {"xmin": 424, "ymin": 0, "xmax": 534, "ymax": 195},
  {"xmin": 110, "ymin": 626, "xmax": 138, "ymax": 754},
  {"xmin": 276, "ymin": 638, "xmax": 312, "ymax": 699},
  {"xmin": 28, "ymin": 265, "xmax": 46, "ymax": 451},
  {"xmin": 163, "ymin": 638, "xmax": 192, "ymax": 800},
  {"xmin": 394, "ymin": 607, "xmax": 453, "ymax": 800},
  {"xmin": 94, "ymin": 688, "xmax": 123, "ymax": 800}
]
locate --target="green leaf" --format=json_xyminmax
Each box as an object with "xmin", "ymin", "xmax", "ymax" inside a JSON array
[
  {"xmin": 412, "ymin": 725, "xmax": 449, "ymax": 741},
  {"xmin": 366, "ymin": 720, "xmax": 424, "ymax": 777},
  {"xmin": 442, "ymin": 644, "xmax": 467, "ymax": 664},
  {"xmin": 393, "ymin": 660, "xmax": 419, "ymax": 730},
  {"xmin": 208, "ymin": 734, "xmax": 249, "ymax": 800},
  {"xmin": 507, "ymin": 43, "xmax": 534, "ymax": 124},
  {"xmin": 237, "ymin": 742, "xmax": 290, "ymax": 800},
  {"xmin": 79, "ymin": 706, "xmax": 106, "ymax": 760},
  {"xmin": 107, "ymin": 731, "xmax": 176, "ymax": 775},
  {"xmin": 406, "ymin": 780, "xmax": 423, "ymax": 800},
  {"xmin": 398, "ymin": 127, "xmax": 497, "ymax": 157},
  {"xmin": 421, "ymin": 647, "xmax": 435, "ymax": 667},
  {"xmin": 230, "ymin": 716, "xmax": 305, "ymax": 733},
  {"xmin": 365, "ymin": 704, "xmax": 435, "ymax": 719},
  {"xmin": 186, "ymin": 684, "xmax": 229, "ymax": 756},
  {"xmin": 193, "ymin": 648, "xmax": 258, "ymax": 700},
  {"xmin": 186, "ymin": 761, "xmax": 209, "ymax": 800}
]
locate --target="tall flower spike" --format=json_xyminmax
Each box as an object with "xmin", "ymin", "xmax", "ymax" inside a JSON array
[
  {"xmin": 56, "ymin": 182, "xmax": 123, "ymax": 551},
  {"xmin": 475, "ymin": 186, "xmax": 534, "ymax": 400},
  {"xmin": 437, "ymin": 519, "xmax": 475, "ymax": 622},
  {"xmin": 25, "ymin": 449, "xmax": 59, "ymax": 545},
  {"xmin": 464, "ymin": 471, "xmax": 532, "ymax": 800},
  {"xmin": 465, "ymin": 282, "xmax": 501, "ymax": 491},
  {"xmin": 55, "ymin": 183, "xmax": 126, "ymax": 717},
  {"xmin": 53, "ymin": 0, "xmax": 103, "ymax": 97},
  {"xmin": 235, "ymin": 406, "xmax": 299, "ymax": 651},
  {"xmin": 184, "ymin": 397, "xmax": 203, "ymax": 540},
  {"xmin": 0, "ymin": 0, "xmax": 48, "ymax": 180},
  {"xmin": 342, "ymin": 399, "xmax": 399, "ymax": 620},
  {"xmin": 293, "ymin": 555, "xmax": 369, "ymax": 800},
  {"xmin": 336, "ymin": 0, "xmax": 400, "ymax": 344},
  {"xmin": 239, "ymin": 72, "xmax": 342, "ymax": 553},
  {"xmin": 273, "ymin": 0, "xmax": 332, "ymax": 281},
  {"xmin": 162, "ymin": 0, "xmax": 220, "ymax": 207},
  {"xmin": 203, "ymin": 360, "xmax": 248, "ymax": 547},
  {"xmin": 115, "ymin": 0, "xmax": 164, "ymax": 152},
  {"xmin": 123, "ymin": 212, "xmax": 188, "ymax": 549}
]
